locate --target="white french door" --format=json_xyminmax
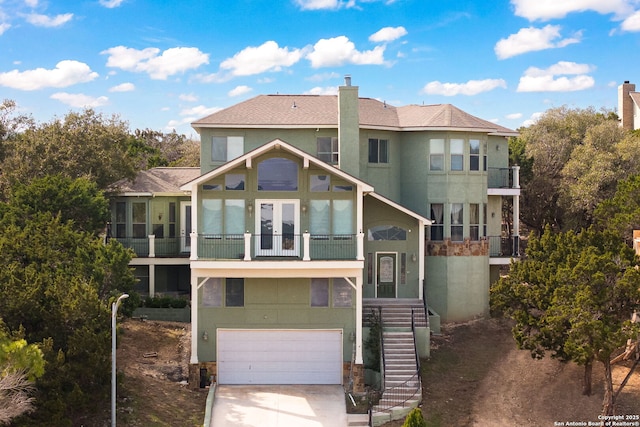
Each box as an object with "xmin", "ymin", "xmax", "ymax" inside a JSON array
[
  {"xmin": 255, "ymin": 200, "xmax": 300, "ymax": 256},
  {"xmin": 180, "ymin": 202, "xmax": 192, "ymax": 253}
]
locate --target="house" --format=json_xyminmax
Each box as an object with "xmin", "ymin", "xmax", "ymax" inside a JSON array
[
  {"xmin": 619, "ymin": 81, "xmax": 640, "ymax": 131},
  {"xmin": 109, "ymin": 77, "xmax": 520, "ymax": 393}
]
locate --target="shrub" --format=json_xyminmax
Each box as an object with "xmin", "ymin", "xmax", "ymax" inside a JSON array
[{"xmin": 402, "ymin": 408, "xmax": 426, "ymax": 427}]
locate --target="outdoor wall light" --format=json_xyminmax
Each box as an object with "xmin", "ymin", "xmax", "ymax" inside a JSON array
[
  {"xmin": 247, "ymin": 203, "xmax": 253, "ymax": 216},
  {"xmin": 202, "ymin": 331, "xmax": 209, "ymax": 341},
  {"xmin": 349, "ymin": 331, "xmax": 355, "ymax": 342},
  {"xmin": 411, "ymin": 253, "xmax": 417, "ymax": 262},
  {"xmin": 301, "ymin": 204, "xmax": 307, "ymax": 214}
]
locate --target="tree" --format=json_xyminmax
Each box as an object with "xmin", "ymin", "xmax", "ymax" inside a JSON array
[
  {"xmin": 594, "ymin": 174, "xmax": 640, "ymax": 246},
  {"xmin": 128, "ymin": 128, "xmax": 200, "ymax": 169},
  {"xmin": 491, "ymin": 227, "xmax": 640, "ymax": 415},
  {"xmin": 0, "ymin": 325, "xmax": 45, "ymax": 425},
  {"xmin": 0, "ymin": 108, "xmax": 137, "ymax": 197},
  {"xmin": 4, "ymin": 175, "xmax": 109, "ymax": 235},
  {"xmin": 515, "ymin": 106, "xmax": 622, "ymax": 233},
  {"xmin": 0, "ymin": 212, "xmax": 137, "ymax": 424}
]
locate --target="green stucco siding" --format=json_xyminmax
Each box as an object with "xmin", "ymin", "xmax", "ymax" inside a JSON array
[{"xmin": 198, "ymin": 277, "xmax": 356, "ymax": 363}]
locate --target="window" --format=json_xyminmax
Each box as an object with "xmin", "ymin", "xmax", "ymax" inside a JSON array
[
  {"xmin": 224, "ymin": 200, "xmax": 245, "ymax": 235},
  {"xmin": 451, "ymin": 203, "xmax": 463, "ymax": 242},
  {"xmin": 311, "ymin": 279, "xmax": 329, "ymax": 307},
  {"xmin": 430, "ymin": 203, "xmax": 444, "ymax": 241},
  {"xmin": 367, "ymin": 253, "xmax": 373, "ymax": 284},
  {"xmin": 225, "ymin": 278, "xmax": 244, "ymax": 307},
  {"xmin": 483, "ymin": 203, "xmax": 487, "ymax": 237},
  {"xmin": 429, "ymin": 139, "xmax": 444, "ymax": 171},
  {"xmin": 470, "ymin": 139, "xmax": 480, "ymax": 171},
  {"xmin": 225, "ymin": 174, "xmax": 245, "ymax": 190},
  {"xmin": 470, "ymin": 203, "xmax": 480, "ymax": 241},
  {"xmin": 115, "ymin": 201, "xmax": 126, "ymax": 238},
  {"xmin": 202, "ymin": 278, "xmax": 222, "ymax": 307},
  {"xmin": 202, "ymin": 199, "xmax": 222, "ymax": 235},
  {"xmin": 203, "ymin": 184, "xmax": 221, "ymax": 191},
  {"xmin": 400, "ymin": 253, "xmax": 407, "ymax": 285},
  {"xmin": 333, "ymin": 278, "xmax": 352, "ymax": 307},
  {"xmin": 451, "ymin": 139, "xmax": 464, "ymax": 171},
  {"xmin": 310, "ymin": 175, "xmax": 330, "ymax": 192},
  {"xmin": 483, "ymin": 142, "xmax": 488, "ymax": 171},
  {"xmin": 258, "ymin": 158, "xmax": 298, "ymax": 191},
  {"xmin": 317, "ymin": 136, "xmax": 339, "ymax": 164},
  {"xmin": 310, "ymin": 200, "xmax": 330, "ymax": 236},
  {"xmin": 333, "ymin": 185, "xmax": 352, "ymax": 192},
  {"xmin": 368, "ymin": 225, "xmax": 407, "ymax": 240},
  {"xmin": 132, "ymin": 202, "xmax": 147, "ymax": 238},
  {"xmin": 153, "ymin": 224, "xmax": 164, "ymax": 238},
  {"xmin": 333, "ymin": 200, "xmax": 353, "ymax": 235},
  {"xmin": 368, "ymin": 138, "xmax": 389, "ymax": 163},
  {"xmin": 212, "ymin": 136, "xmax": 243, "ymax": 162},
  {"xmin": 169, "ymin": 202, "xmax": 176, "ymax": 238}
]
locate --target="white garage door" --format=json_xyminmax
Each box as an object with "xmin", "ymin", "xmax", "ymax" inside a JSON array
[{"xmin": 217, "ymin": 329, "xmax": 343, "ymax": 385}]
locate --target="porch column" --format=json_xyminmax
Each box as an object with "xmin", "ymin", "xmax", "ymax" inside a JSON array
[
  {"xmin": 148, "ymin": 264, "xmax": 156, "ymax": 298},
  {"xmin": 356, "ymin": 232, "xmax": 364, "ymax": 261},
  {"xmin": 355, "ymin": 275, "xmax": 363, "ymax": 364},
  {"xmin": 244, "ymin": 232, "xmax": 252, "ymax": 261},
  {"xmin": 148, "ymin": 235, "xmax": 156, "ymax": 258},
  {"xmin": 190, "ymin": 272, "xmax": 199, "ymax": 364},
  {"xmin": 302, "ymin": 232, "xmax": 311, "ymax": 261},
  {"xmin": 190, "ymin": 232, "xmax": 198, "ymax": 260}
]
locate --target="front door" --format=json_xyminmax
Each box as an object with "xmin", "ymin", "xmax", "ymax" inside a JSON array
[
  {"xmin": 180, "ymin": 202, "xmax": 192, "ymax": 253},
  {"xmin": 376, "ymin": 253, "xmax": 397, "ymax": 298},
  {"xmin": 255, "ymin": 200, "xmax": 299, "ymax": 256}
]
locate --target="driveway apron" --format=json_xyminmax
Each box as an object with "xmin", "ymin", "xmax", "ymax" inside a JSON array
[{"xmin": 210, "ymin": 385, "xmax": 347, "ymax": 427}]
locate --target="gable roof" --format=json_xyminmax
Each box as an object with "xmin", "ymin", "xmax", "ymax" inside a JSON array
[
  {"xmin": 192, "ymin": 94, "xmax": 518, "ymax": 136},
  {"xmin": 180, "ymin": 138, "xmax": 373, "ymax": 193},
  {"xmin": 110, "ymin": 167, "xmax": 200, "ymax": 196}
]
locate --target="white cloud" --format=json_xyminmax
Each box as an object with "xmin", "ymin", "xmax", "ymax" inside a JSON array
[
  {"xmin": 495, "ymin": 25, "xmax": 581, "ymax": 59},
  {"xmin": 228, "ymin": 85, "xmax": 253, "ymax": 97},
  {"xmin": 369, "ymin": 26, "xmax": 408, "ymax": 43},
  {"xmin": 421, "ymin": 79, "xmax": 507, "ymax": 96},
  {"xmin": 307, "ymin": 72, "xmax": 341, "ymax": 82},
  {"xmin": 25, "ymin": 12, "xmax": 73, "ymax": 27},
  {"xmin": 294, "ymin": 0, "xmax": 340, "ymax": 10},
  {"xmin": 510, "ymin": 0, "xmax": 634, "ymax": 21},
  {"xmin": 523, "ymin": 111, "xmax": 544, "ymax": 127},
  {"xmin": 305, "ymin": 86, "xmax": 339, "ymax": 95},
  {"xmin": 109, "ymin": 82, "xmax": 135, "ymax": 92},
  {"xmin": 219, "ymin": 41, "xmax": 304, "ymax": 76},
  {"xmin": 0, "ymin": 22, "xmax": 10, "ymax": 35},
  {"xmin": 179, "ymin": 93, "xmax": 198, "ymax": 102},
  {"xmin": 50, "ymin": 92, "xmax": 109, "ymax": 108},
  {"xmin": 102, "ymin": 46, "xmax": 209, "ymax": 80},
  {"xmin": 99, "ymin": 0, "xmax": 125, "ymax": 8},
  {"xmin": 25, "ymin": 0, "xmax": 39, "ymax": 7},
  {"xmin": 517, "ymin": 61, "xmax": 595, "ymax": 92},
  {"xmin": 506, "ymin": 113, "xmax": 523, "ymax": 119},
  {"xmin": 167, "ymin": 105, "xmax": 222, "ymax": 130},
  {"xmin": 621, "ymin": 10, "xmax": 640, "ymax": 31},
  {"xmin": 0, "ymin": 60, "xmax": 98, "ymax": 90},
  {"xmin": 306, "ymin": 36, "xmax": 386, "ymax": 68}
]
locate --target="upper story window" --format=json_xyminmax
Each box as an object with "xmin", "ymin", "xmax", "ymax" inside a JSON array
[
  {"xmin": 429, "ymin": 139, "xmax": 444, "ymax": 171},
  {"xmin": 225, "ymin": 174, "xmax": 245, "ymax": 190},
  {"xmin": 368, "ymin": 225, "xmax": 407, "ymax": 241},
  {"xmin": 132, "ymin": 202, "xmax": 147, "ymax": 238},
  {"xmin": 317, "ymin": 137, "xmax": 339, "ymax": 164},
  {"xmin": 257, "ymin": 158, "xmax": 298, "ymax": 191},
  {"xmin": 470, "ymin": 139, "xmax": 480, "ymax": 171},
  {"xmin": 451, "ymin": 203, "xmax": 463, "ymax": 241},
  {"xmin": 309, "ymin": 199, "xmax": 353, "ymax": 236},
  {"xmin": 450, "ymin": 139, "xmax": 464, "ymax": 171},
  {"xmin": 368, "ymin": 138, "xmax": 389, "ymax": 164},
  {"xmin": 430, "ymin": 203, "xmax": 444, "ymax": 241},
  {"xmin": 212, "ymin": 136, "xmax": 243, "ymax": 162},
  {"xmin": 310, "ymin": 175, "xmax": 330, "ymax": 192},
  {"xmin": 470, "ymin": 203, "xmax": 480, "ymax": 240}
]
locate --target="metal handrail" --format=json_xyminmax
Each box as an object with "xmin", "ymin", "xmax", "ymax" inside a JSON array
[
  {"xmin": 411, "ymin": 309, "xmax": 421, "ymax": 373},
  {"xmin": 378, "ymin": 306, "xmax": 386, "ymax": 390}
]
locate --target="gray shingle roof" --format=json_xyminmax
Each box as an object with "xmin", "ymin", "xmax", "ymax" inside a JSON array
[
  {"xmin": 110, "ymin": 167, "xmax": 200, "ymax": 194},
  {"xmin": 192, "ymin": 94, "xmax": 517, "ymax": 135}
]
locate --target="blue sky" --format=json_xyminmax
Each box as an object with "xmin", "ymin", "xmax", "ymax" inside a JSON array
[{"xmin": 1, "ymin": 0, "xmax": 639, "ymax": 137}]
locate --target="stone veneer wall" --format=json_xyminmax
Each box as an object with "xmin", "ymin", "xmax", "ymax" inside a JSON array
[{"xmin": 426, "ymin": 238, "xmax": 489, "ymax": 257}]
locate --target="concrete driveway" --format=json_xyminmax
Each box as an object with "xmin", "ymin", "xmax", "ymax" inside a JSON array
[{"xmin": 209, "ymin": 385, "xmax": 347, "ymax": 427}]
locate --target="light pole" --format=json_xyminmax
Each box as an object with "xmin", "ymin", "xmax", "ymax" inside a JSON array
[{"xmin": 111, "ymin": 293, "xmax": 129, "ymax": 427}]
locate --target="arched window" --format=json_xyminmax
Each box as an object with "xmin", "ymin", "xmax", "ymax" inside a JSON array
[
  {"xmin": 257, "ymin": 158, "xmax": 298, "ymax": 191},
  {"xmin": 367, "ymin": 225, "xmax": 407, "ymax": 241}
]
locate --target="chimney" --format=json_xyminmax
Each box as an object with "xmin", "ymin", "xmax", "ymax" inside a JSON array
[
  {"xmin": 618, "ymin": 81, "xmax": 636, "ymax": 131},
  {"xmin": 338, "ymin": 75, "xmax": 360, "ymax": 176}
]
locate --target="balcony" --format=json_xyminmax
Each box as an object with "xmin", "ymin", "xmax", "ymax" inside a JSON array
[
  {"xmin": 487, "ymin": 235, "xmax": 520, "ymax": 258},
  {"xmin": 110, "ymin": 236, "xmax": 190, "ymax": 258},
  {"xmin": 194, "ymin": 232, "xmax": 362, "ymax": 261},
  {"xmin": 488, "ymin": 167, "xmax": 520, "ymax": 189}
]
